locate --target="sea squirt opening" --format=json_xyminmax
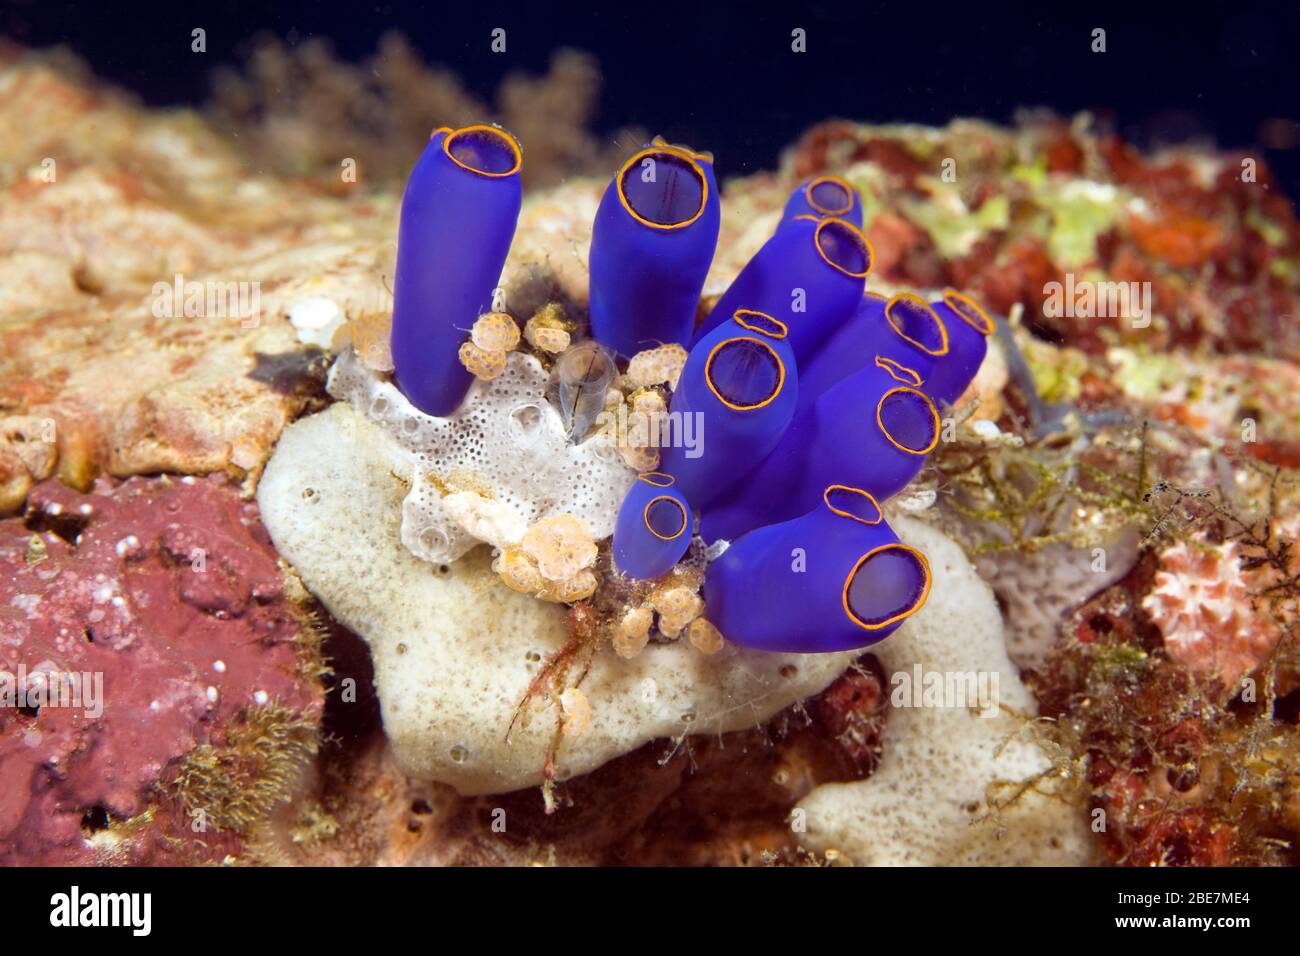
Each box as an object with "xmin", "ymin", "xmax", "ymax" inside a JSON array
[
  {"xmin": 704, "ymin": 337, "xmax": 785, "ymax": 410},
  {"xmin": 815, "ymin": 218, "xmax": 872, "ymax": 278},
  {"xmin": 619, "ymin": 149, "xmax": 707, "ymax": 227},
  {"xmin": 644, "ymin": 496, "xmax": 688, "ymax": 540},
  {"xmin": 824, "ymin": 485, "xmax": 884, "ymax": 525},
  {"xmin": 443, "ymin": 125, "xmax": 523, "ymax": 176},
  {"xmin": 942, "ymin": 288, "xmax": 995, "ymax": 335},
  {"xmin": 875, "ymin": 355, "xmax": 924, "ymax": 387},
  {"xmin": 844, "ymin": 544, "xmax": 931, "ymax": 629},
  {"xmin": 807, "ymin": 176, "xmax": 855, "ymax": 216},
  {"xmin": 732, "ymin": 309, "xmax": 788, "ymax": 339},
  {"xmin": 876, "ymin": 387, "xmax": 940, "ymax": 454},
  {"xmin": 886, "ymin": 294, "xmax": 949, "ymax": 356}
]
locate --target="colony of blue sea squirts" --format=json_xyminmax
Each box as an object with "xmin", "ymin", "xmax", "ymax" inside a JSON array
[{"xmin": 389, "ymin": 124, "xmax": 995, "ymax": 655}]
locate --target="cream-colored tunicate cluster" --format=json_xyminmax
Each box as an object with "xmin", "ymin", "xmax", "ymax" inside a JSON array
[
  {"xmin": 495, "ymin": 513, "xmax": 600, "ymax": 604},
  {"xmin": 603, "ymin": 343, "xmax": 691, "ymax": 471},
  {"xmin": 523, "ymin": 302, "xmax": 573, "ymax": 354},
  {"xmin": 686, "ymin": 617, "xmax": 726, "ymax": 654},
  {"xmin": 458, "ymin": 305, "xmax": 582, "ymax": 381},
  {"xmin": 611, "ymin": 569, "xmax": 724, "ymax": 660},
  {"xmin": 614, "ymin": 387, "xmax": 668, "ymax": 472},
  {"xmin": 458, "ymin": 311, "xmax": 520, "ymax": 381},
  {"xmin": 625, "ymin": 343, "xmax": 688, "ymax": 390},
  {"xmin": 652, "ymin": 586, "xmax": 704, "ymax": 637},
  {"xmin": 614, "ymin": 605, "xmax": 655, "ymax": 658}
]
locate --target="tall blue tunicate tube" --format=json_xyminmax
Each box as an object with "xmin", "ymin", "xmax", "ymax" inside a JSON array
[
  {"xmin": 704, "ymin": 485, "xmax": 931, "ymax": 653},
  {"xmin": 699, "ymin": 355, "xmax": 940, "ymax": 543},
  {"xmin": 692, "ymin": 215, "xmax": 872, "ymax": 365},
  {"xmin": 795, "ymin": 292, "xmax": 950, "ymax": 416},
  {"xmin": 390, "ymin": 125, "xmax": 523, "ymax": 417},
  {"xmin": 659, "ymin": 309, "xmax": 798, "ymax": 510},
  {"xmin": 777, "ymin": 175, "xmax": 863, "ymax": 230},
  {"xmin": 588, "ymin": 140, "xmax": 721, "ymax": 358}
]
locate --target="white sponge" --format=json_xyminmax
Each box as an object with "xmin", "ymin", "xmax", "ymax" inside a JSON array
[
  {"xmin": 796, "ymin": 514, "xmax": 1094, "ymax": 865},
  {"xmin": 257, "ymin": 402, "xmax": 857, "ymax": 794},
  {"xmin": 327, "ymin": 348, "xmax": 634, "ymax": 565}
]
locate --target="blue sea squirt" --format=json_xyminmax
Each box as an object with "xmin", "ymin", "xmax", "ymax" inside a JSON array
[
  {"xmin": 386, "ymin": 130, "xmax": 996, "ymax": 657},
  {"xmin": 390, "ymin": 124, "xmax": 523, "ymax": 416}
]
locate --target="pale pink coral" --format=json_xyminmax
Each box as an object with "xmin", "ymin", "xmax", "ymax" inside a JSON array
[{"xmin": 1141, "ymin": 537, "xmax": 1281, "ymax": 687}]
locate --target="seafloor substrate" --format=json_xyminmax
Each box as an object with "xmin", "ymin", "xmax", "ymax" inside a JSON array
[{"xmin": 1, "ymin": 42, "xmax": 1299, "ymax": 865}]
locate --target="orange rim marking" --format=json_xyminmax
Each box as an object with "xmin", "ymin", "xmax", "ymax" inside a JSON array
[
  {"xmin": 813, "ymin": 218, "xmax": 874, "ymax": 279},
  {"xmin": 805, "ymin": 176, "xmax": 855, "ymax": 216},
  {"xmin": 874, "ymin": 355, "xmax": 923, "ymax": 387},
  {"xmin": 823, "ymin": 485, "xmax": 884, "ymax": 526},
  {"xmin": 875, "ymin": 387, "xmax": 940, "ymax": 455},
  {"xmin": 442, "ymin": 124, "xmax": 522, "ymax": 178},
  {"xmin": 637, "ymin": 472, "xmax": 675, "ymax": 487},
  {"xmin": 732, "ymin": 309, "xmax": 788, "ymax": 339},
  {"xmin": 651, "ymin": 135, "xmax": 713, "ymax": 164},
  {"xmin": 644, "ymin": 495, "xmax": 688, "ymax": 541},
  {"xmin": 617, "ymin": 146, "xmax": 708, "ymax": 230},
  {"xmin": 885, "ymin": 293, "xmax": 949, "ymax": 357},
  {"xmin": 942, "ymin": 289, "xmax": 995, "ymax": 335},
  {"xmin": 704, "ymin": 336, "xmax": 786, "ymax": 411},
  {"xmin": 842, "ymin": 544, "xmax": 932, "ymax": 631}
]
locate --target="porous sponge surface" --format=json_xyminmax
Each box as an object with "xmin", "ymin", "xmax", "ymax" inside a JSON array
[
  {"xmin": 257, "ymin": 402, "xmax": 857, "ymax": 794},
  {"xmin": 796, "ymin": 514, "xmax": 1094, "ymax": 865},
  {"xmin": 328, "ymin": 348, "xmax": 634, "ymax": 565}
]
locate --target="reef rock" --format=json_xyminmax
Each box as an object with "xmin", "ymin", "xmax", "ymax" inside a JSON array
[
  {"xmin": 258, "ymin": 401, "xmax": 857, "ymax": 794},
  {"xmin": 0, "ymin": 53, "xmax": 399, "ymax": 514},
  {"xmin": 0, "ymin": 474, "xmax": 325, "ymax": 865},
  {"xmin": 796, "ymin": 514, "xmax": 1094, "ymax": 865},
  {"xmin": 982, "ymin": 529, "xmax": 1142, "ymax": 673}
]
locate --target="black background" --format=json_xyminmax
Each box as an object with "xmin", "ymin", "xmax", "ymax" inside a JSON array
[
  {"xmin": 2, "ymin": 863, "xmax": 1282, "ymax": 940},
  {"xmin": 4, "ymin": 1, "xmax": 1300, "ymax": 192}
]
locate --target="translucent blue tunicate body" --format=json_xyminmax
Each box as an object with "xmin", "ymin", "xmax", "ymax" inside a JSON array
[
  {"xmin": 699, "ymin": 356, "xmax": 940, "ymax": 543},
  {"xmin": 589, "ymin": 141, "xmax": 721, "ymax": 358},
  {"xmin": 390, "ymin": 125, "xmax": 523, "ymax": 417},
  {"xmin": 704, "ymin": 487, "xmax": 930, "ymax": 653},
  {"xmin": 923, "ymin": 290, "xmax": 995, "ymax": 406},
  {"xmin": 692, "ymin": 215, "xmax": 872, "ymax": 365},
  {"xmin": 612, "ymin": 473, "xmax": 693, "ymax": 580},
  {"xmin": 659, "ymin": 310, "xmax": 798, "ymax": 510}
]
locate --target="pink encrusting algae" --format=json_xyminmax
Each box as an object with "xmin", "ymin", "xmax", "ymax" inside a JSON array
[{"xmin": 0, "ymin": 474, "xmax": 324, "ymax": 865}]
